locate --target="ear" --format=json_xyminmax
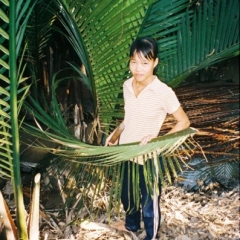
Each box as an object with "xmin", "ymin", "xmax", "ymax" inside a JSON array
[{"xmin": 154, "ymin": 58, "xmax": 159, "ymax": 68}]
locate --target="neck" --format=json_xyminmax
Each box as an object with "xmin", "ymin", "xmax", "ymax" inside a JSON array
[{"xmin": 134, "ymin": 75, "xmax": 155, "ymax": 87}]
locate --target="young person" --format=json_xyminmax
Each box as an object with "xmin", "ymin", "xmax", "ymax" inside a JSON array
[{"xmin": 105, "ymin": 36, "xmax": 190, "ymax": 240}]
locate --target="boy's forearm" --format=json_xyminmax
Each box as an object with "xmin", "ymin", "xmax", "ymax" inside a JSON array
[
  {"xmin": 166, "ymin": 120, "xmax": 190, "ymax": 135},
  {"xmin": 109, "ymin": 122, "xmax": 125, "ymax": 144}
]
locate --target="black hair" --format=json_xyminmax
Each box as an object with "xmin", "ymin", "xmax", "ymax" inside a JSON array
[{"xmin": 130, "ymin": 37, "xmax": 158, "ymax": 60}]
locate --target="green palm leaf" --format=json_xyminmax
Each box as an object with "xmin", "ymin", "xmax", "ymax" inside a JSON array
[
  {"xmin": 23, "ymin": 114, "xmax": 198, "ymax": 214},
  {"xmin": 0, "ymin": 0, "xmax": 36, "ymax": 239},
  {"xmin": 164, "ymin": 0, "xmax": 239, "ymax": 87}
]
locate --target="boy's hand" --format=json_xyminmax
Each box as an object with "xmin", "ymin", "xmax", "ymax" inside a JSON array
[
  {"xmin": 139, "ymin": 134, "xmax": 156, "ymax": 146},
  {"xmin": 105, "ymin": 137, "xmax": 118, "ymax": 146},
  {"xmin": 105, "ymin": 123, "xmax": 125, "ymax": 146}
]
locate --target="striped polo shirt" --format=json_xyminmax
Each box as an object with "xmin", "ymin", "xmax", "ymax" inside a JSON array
[{"xmin": 119, "ymin": 76, "xmax": 180, "ymax": 145}]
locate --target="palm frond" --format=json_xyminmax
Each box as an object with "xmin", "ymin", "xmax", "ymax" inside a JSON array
[
  {"xmin": 140, "ymin": 0, "xmax": 239, "ymax": 86},
  {"xmin": 214, "ymin": 162, "xmax": 239, "ymax": 184},
  {"xmin": 24, "ymin": 1, "xmax": 56, "ymax": 60},
  {"xmin": 179, "ymin": 159, "xmax": 239, "ymax": 191},
  {"xmin": 0, "ymin": 0, "xmax": 36, "ymax": 238},
  {"xmin": 23, "ymin": 1, "xmax": 57, "ymax": 100},
  {"xmin": 0, "ymin": 0, "xmax": 12, "ymax": 178},
  {"xmin": 24, "ymin": 116, "xmax": 198, "ymax": 214},
  {"xmin": 0, "ymin": 0, "xmax": 35, "ymax": 176}
]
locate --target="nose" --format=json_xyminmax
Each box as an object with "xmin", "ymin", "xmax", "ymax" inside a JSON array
[{"xmin": 135, "ymin": 63, "xmax": 142, "ymax": 72}]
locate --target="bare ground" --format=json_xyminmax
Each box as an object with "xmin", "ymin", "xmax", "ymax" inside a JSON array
[{"xmin": 37, "ymin": 183, "xmax": 240, "ymax": 240}]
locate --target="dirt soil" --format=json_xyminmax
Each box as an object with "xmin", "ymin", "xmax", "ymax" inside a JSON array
[{"xmin": 74, "ymin": 184, "xmax": 240, "ymax": 240}]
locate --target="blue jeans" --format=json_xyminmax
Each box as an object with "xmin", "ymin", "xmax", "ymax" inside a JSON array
[{"xmin": 121, "ymin": 158, "xmax": 162, "ymax": 240}]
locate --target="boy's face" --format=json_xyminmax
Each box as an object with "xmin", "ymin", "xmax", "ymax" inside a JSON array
[{"xmin": 129, "ymin": 52, "xmax": 158, "ymax": 84}]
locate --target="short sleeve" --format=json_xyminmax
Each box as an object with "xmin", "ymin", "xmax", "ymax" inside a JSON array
[{"xmin": 161, "ymin": 86, "xmax": 181, "ymax": 114}]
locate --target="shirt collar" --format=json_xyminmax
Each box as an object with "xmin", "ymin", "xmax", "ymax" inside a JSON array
[{"xmin": 125, "ymin": 76, "xmax": 159, "ymax": 93}]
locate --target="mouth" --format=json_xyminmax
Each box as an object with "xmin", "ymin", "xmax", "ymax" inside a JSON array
[{"xmin": 134, "ymin": 74, "xmax": 143, "ymax": 78}]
